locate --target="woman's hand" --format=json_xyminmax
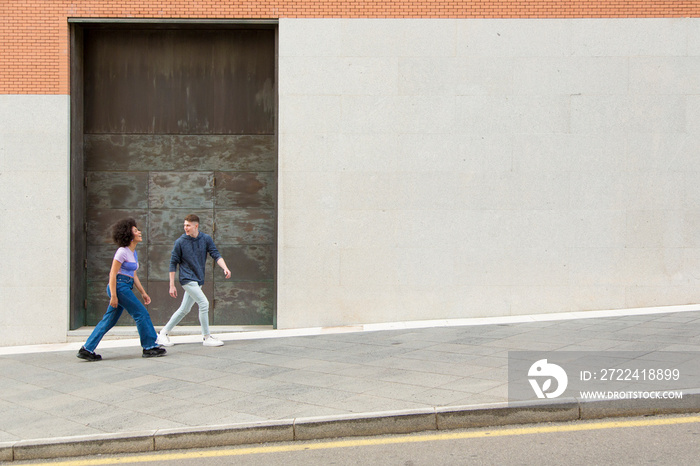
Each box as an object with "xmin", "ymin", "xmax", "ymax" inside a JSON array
[
  {"xmin": 142, "ymin": 293, "xmax": 151, "ymax": 305},
  {"xmin": 109, "ymin": 295, "xmax": 119, "ymax": 308}
]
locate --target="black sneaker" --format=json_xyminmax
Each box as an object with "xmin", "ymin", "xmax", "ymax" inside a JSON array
[
  {"xmin": 142, "ymin": 347, "xmax": 167, "ymax": 358},
  {"xmin": 77, "ymin": 346, "xmax": 102, "ymax": 361}
]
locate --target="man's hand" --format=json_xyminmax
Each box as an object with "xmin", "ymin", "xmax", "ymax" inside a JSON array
[
  {"xmin": 169, "ymin": 284, "xmax": 178, "ymax": 298},
  {"xmin": 217, "ymin": 258, "xmax": 232, "ymax": 279}
]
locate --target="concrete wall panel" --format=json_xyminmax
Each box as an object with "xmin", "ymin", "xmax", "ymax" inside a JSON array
[
  {"xmin": 0, "ymin": 95, "xmax": 69, "ymax": 345},
  {"xmin": 277, "ymin": 18, "xmax": 700, "ymax": 329}
]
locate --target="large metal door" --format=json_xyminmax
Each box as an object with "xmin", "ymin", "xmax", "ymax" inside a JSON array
[{"xmin": 79, "ymin": 26, "xmax": 276, "ymax": 327}]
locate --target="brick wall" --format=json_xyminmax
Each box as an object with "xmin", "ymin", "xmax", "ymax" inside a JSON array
[{"xmin": 2, "ymin": 1, "xmax": 699, "ymax": 95}]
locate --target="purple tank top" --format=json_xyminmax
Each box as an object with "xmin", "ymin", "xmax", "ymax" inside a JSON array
[{"xmin": 114, "ymin": 247, "xmax": 139, "ymax": 277}]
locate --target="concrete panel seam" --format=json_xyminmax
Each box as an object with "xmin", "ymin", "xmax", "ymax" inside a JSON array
[{"xmin": 0, "ymin": 441, "xmax": 15, "ymax": 462}]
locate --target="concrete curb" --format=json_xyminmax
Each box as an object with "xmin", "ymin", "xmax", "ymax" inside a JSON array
[
  {"xmin": 578, "ymin": 388, "xmax": 700, "ymax": 420},
  {"xmin": 4, "ymin": 391, "xmax": 700, "ymax": 462},
  {"xmin": 10, "ymin": 430, "xmax": 156, "ymax": 462},
  {"xmin": 154, "ymin": 419, "xmax": 295, "ymax": 451},
  {"xmin": 436, "ymin": 398, "xmax": 580, "ymax": 430},
  {"xmin": 294, "ymin": 408, "xmax": 437, "ymax": 441}
]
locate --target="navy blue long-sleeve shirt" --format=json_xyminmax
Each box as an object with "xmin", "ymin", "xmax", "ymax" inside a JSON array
[{"xmin": 169, "ymin": 232, "xmax": 222, "ymax": 286}]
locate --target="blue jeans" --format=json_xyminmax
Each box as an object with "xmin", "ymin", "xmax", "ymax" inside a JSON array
[
  {"xmin": 84, "ymin": 275, "xmax": 159, "ymax": 352},
  {"xmin": 162, "ymin": 281, "xmax": 211, "ymax": 336}
]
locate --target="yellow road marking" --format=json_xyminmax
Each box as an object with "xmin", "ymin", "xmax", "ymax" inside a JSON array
[{"xmin": 19, "ymin": 415, "xmax": 700, "ymax": 466}]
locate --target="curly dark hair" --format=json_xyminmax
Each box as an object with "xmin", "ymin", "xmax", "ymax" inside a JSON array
[{"xmin": 111, "ymin": 218, "xmax": 138, "ymax": 247}]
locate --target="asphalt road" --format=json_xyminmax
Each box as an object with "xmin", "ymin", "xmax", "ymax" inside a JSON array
[{"xmin": 12, "ymin": 414, "xmax": 700, "ymax": 466}]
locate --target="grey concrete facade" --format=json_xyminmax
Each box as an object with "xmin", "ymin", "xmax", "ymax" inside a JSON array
[
  {"xmin": 2, "ymin": 19, "xmax": 700, "ymax": 345},
  {"xmin": 276, "ymin": 18, "xmax": 700, "ymax": 328},
  {"xmin": 0, "ymin": 95, "xmax": 70, "ymax": 345}
]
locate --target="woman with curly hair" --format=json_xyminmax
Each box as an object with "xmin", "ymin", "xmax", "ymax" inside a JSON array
[{"xmin": 77, "ymin": 218, "xmax": 166, "ymax": 360}]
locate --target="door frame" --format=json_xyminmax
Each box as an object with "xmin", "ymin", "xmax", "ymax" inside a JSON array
[{"xmin": 69, "ymin": 18, "xmax": 279, "ymax": 330}]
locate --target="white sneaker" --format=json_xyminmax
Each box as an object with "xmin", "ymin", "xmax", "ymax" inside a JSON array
[
  {"xmin": 203, "ymin": 335, "xmax": 224, "ymax": 347},
  {"xmin": 156, "ymin": 330, "xmax": 174, "ymax": 347}
]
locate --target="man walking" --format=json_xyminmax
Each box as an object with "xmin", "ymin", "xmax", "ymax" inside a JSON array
[{"xmin": 157, "ymin": 214, "xmax": 231, "ymax": 347}]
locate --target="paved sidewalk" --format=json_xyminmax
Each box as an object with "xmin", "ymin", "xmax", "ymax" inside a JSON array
[{"xmin": 2, "ymin": 307, "xmax": 700, "ymax": 461}]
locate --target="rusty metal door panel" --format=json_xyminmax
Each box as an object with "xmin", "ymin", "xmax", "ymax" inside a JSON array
[
  {"xmin": 86, "ymin": 208, "xmax": 150, "ymax": 247},
  {"xmin": 214, "ymin": 282, "xmax": 274, "ymax": 325},
  {"xmin": 86, "ymin": 283, "xmax": 110, "ymax": 325},
  {"xmin": 171, "ymin": 135, "xmax": 276, "ymax": 171},
  {"xmin": 147, "ymin": 209, "xmax": 215, "ymax": 244},
  {"xmin": 214, "ymin": 172, "xmax": 275, "ymax": 209},
  {"xmin": 146, "ymin": 244, "xmax": 171, "ymax": 283},
  {"xmin": 87, "ymin": 172, "xmax": 150, "ymax": 210},
  {"xmin": 86, "ymin": 246, "xmax": 114, "ymax": 283},
  {"xmin": 149, "ymin": 172, "xmax": 214, "ymax": 209},
  {"xmin": 85, "ymin": 135, "xmax": 175, "ymax": 171},
  {"xmin": 217, "ymin": 245, "xmax": 274, "ymax": 282},
  {"xmin": 85, "ymin": 135, "xmax": 276, "ymax": 171},
  {"xmin": 214, "ymin": 209, "xmax": 275, "ymax": 245},
  {"xmin": 84, "ymin": 29, "xmax": 275, "ymax": 135}
]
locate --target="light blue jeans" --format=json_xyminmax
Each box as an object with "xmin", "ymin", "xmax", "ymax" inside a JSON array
[
  {"xmin": 84, "ymin": 274, "xmax": 159, "ymax": 352},
  {"xmin": 162, "ymin": 281, "xmax": 211, "ymax": 336}
]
